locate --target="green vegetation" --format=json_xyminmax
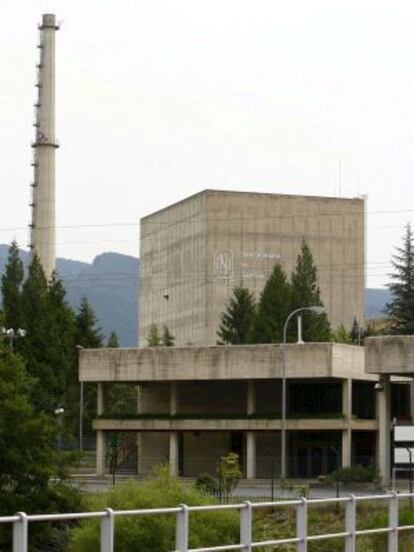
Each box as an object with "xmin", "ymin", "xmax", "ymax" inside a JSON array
[
  {"xmin": 328, "ymin": 465, "xmax": 380, "ymax": 485},
  {"xmin": 217, "ymin": 240, "xmax": 331, "ymax": 344},
  {"xmin": 69, "ymin": 466, "xmax": 239, "ymax": 552},
  {"xmin": 386, "ymin": 223, "xmax": 414, "ymax": 334},
  {"xmin": 217, "ymin": 286, "xmax": 256, "ymax": 344},
  {"xmin": 146, "ymin": 323, "xmax": 175, "ymax": 346}
]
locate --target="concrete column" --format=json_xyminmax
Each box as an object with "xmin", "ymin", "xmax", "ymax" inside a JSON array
[
  {"xmin": 96, "ymin": 383, "xmax": 105, "ymax": 476},
  {"xmin": 96, "ymin": 430, "xmax": 106, "ymax": 477},
  {"xmin": 247, "ymin": 380, "xmax": 256, "ymax": 415},
  {"xmin": 410, "ymin": 380, "xmax": 414, "ymax": 423},
  {"xmin": 169, "ymin": 432, "xmax": 179, "ymax": 476},
  {"xmin": 97, "ymin": 382, "xmax": 104, "ymax": 415},
  {"xmin": 170, "ymin": 382, "xmax": 178, "ymax": 416},
  {"xmin": 342, "ymin": 379, "xmax": 352, "ymax": 468},
  {"xmin": 246, "ymin": 432, "xmax": 256, "ymax": 479},
  {"xmin": 377, "ymin": 376, "xmax": 391, "ymax": 487}
]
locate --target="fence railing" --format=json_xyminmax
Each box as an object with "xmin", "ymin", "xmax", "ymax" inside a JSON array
[{"xmin": 2, "ymin": 492, "xmax": 414, "ymax": 552}]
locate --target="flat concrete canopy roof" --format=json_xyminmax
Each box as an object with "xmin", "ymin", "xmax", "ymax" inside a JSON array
[
  {"xmin": 79, "ymin": 342, "xmax": 374, "ymax": 383},
  {"xmin": 366, "ymin": 336, "xmax": 414, "ymax": 376}
]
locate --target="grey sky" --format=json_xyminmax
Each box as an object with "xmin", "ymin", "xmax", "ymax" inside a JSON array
[{"xmin": 1, "ymin": 0, "xmax": 414, "ymax": 287}]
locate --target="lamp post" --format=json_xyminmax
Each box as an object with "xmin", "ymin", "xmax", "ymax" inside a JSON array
[
  {"xmin": 76, "ymin": 345, "xmax": 84, "ymax": 452},
  {"xmin": 54, "ymin": 407, "xmax": 65, "ymax": 452},
  {"xmin": 0, "ymin": 327, "xmax": 26, "ymax": 351},
  {"xmin": 280, "ymin": 305, "xmax": 326, "ymax": 481}
]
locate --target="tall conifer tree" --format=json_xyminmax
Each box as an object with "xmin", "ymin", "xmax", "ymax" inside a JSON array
[
  {"xmin": 217, "ymin": 286, "xmax": 256, "ymax": 344},
  {"xmin": 386, "ymin": 223, "xmax": 414, "ymax": 334},
  {"xmin": 1, "ymin": 241, "xmax": 25, "ymax": 330},
  {"xmin": 250, "ymin": 264, "xmax": 292, "ymax": 343},
  {"xmin": 75, "ymin": 297, "xmax": 103, "ymax": 348},
  {"xmin": 291, "ymin": 240, "xmax": 331, "ymax": 341}
]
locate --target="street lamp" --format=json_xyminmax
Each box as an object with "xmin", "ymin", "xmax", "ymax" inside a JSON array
[
  {"xmin": 280, "ymin": 306, "xmax": 326, "ymax": 481},
  {"xmin": 76, "ymin": 345, "xmax": 84, "ymax": 452},
  {"xmin": 0, "ymin": 327, "xmax": 26, "ymax": 351},
  {"xmin": 54, "ymin": 407, "xmax": 65, "ymax": 452}
]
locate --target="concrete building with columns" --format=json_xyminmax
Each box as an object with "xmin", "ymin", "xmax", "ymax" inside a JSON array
[
  {"xmin": 139, "ymin": 189, "xmax": 365, "ymax": 347},
  {"xmin": 77, "ymin": 342, "xmax": 411, "ymax": 480}
]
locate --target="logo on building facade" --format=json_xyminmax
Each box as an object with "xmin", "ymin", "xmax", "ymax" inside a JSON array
[{"xmin": 214, "ymin": 251, "xmax": 233, "ymax": 280}]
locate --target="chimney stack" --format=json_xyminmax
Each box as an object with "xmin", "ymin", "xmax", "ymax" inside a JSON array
[{"xmin": 29, "ymin": 13, "xmax": 59, "ymax": 278}]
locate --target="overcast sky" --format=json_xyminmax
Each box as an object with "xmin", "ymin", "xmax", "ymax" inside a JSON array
[{"xmin": 1, "ymin": 0, "xmax": 414, "ymax": 287}]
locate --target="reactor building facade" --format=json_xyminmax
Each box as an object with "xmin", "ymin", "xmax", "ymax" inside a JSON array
[{"xmin": 139, "ymin": 189, "xmax": 365, "ymax": 346}]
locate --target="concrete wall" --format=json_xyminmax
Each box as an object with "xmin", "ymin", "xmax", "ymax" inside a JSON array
[
  {"xmin": 139, "ymin": 193, "xmax": 207, "ymax": 346},
  {"xmin": 80, "ymin": 343, "xmax": 373, "ymax": 383},
  {"xmin": 182, "ymin": 432, "xmax": 231, "ymax": 477},
  {"xmin": 138, "ymin": 432, "xmax": 169, "ymax": 475},
  {"xmin": 139, "ymin": 190, "xmax": 365, "ymax": 346},
  {"xmin": 138, "ymin": 383, "xmax": 170, "ymax": 414},
  {"xmin": 366, "ymin": 336, "xmax": 414, "ymax": 375}
]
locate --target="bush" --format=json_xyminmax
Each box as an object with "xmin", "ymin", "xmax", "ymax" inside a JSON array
[
  {"xmin": 195, "ymin": 473, "xmax": 219, "ymax": 494},
  {"xmin": 69, "ymin": 465, "xmax": 239, "ymax": 552},
  {"xmin": 328, "ymin": 465, "xmax": 380, "ymax": 485}
]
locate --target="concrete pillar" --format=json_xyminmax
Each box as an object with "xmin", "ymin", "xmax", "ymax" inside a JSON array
[
  {"xmin": 96, "ymin": 383, "xmax": 105, "ymax": 476},
  {"xmin": 342, "ymin": 379, "xmax": 352, "ymax": 468},
  {"xmin": 410, "ymin": 380, "xmax": 414, "ymax": 423},
  {"xmin": 377, "ymin": 376, "xmax": 391, "ymax": 487},
  {"xmin": 247, "ymin": 380, "xmax": 256, "ymax": 415},
  {"xmin": 170, "ymin": 382, "xmax": 178, "ymax": 416},
  {"xmin": 246, "ymin": 432, "xmax": 256, "ymax": 478},
  {"xmin": 96, "ymin": 430, "xmax": 106, "ymax": 477},
  {"xmin": 169, "ymin": 432, "xmax": 179, "ymax": 476}
]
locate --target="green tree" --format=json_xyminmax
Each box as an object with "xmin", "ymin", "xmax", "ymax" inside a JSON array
[
  {"xmin": 162, "ymin": 325, "xmax": 175, "ymax": 346},
  {"xmin": 217, "ymin": 286, "xmax": 256, "ymax": 344},
  {"xmin": 218, "ymin": 452, "xmax": 242, "ymax": 495},
  {"xmin": 147, "ymin": 323, "xmax": 161, "ymax": 346},
  {"xmin": 1, "ymin": 240, "xmax": 25, "ymax": 330},
  {"xmin": 75, "ymin": 297, "xmax": 103, "ymax": 348},
  {"xmin": 386, "ymin": 223, "xmax": 414, "ymax": 334},
  {"xmin": 291, "ymin": 240, "xmax": 331, "ymax": 341},
  {"xmin": 331, "ymin": 324, "xmax": 353, "ymax": 344},
  {"xmin": 0, "ymin": 342, "xmax": 80, "ymax": 548},
  {"xmin": 250, "ymin": 263, "xmax": 292, "ymax": 343},
  {"xmin": 106, "ymin": 331, "xmax": 119, "ymax": 347}
]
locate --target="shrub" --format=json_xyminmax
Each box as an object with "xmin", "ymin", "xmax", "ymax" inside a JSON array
[
  {"xmin": 327, "ymin": 465, "xmax": 380, "ymax": 485},
  {"xmin": 69, "ymin": 465, "xmax": 239, "ymax": 552},
  {"xmin": 195, "ymin": 473, "xmax": 219, "ymax": 494}
]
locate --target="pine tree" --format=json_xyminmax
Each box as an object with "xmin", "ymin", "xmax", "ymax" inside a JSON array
[
  {"xmin": 106, "ymin": 331, "xmax": 120, "ymax": 348},
  {"xmin": 75, "ymin": 297, "xmax": 103, "ymax": 348},
  {"xmin": 291, "ymin": 240, "xmax": 331, "ymax": 342},
  {"xmin": 1, "ymin": 241, "xmax": 24, "ymax": 330},
  {"xmin": 217, "ymin": 286, "xmax": 256, "ymax": 344},
  {"xmin": 162, "ymin": 325, "xmax": 175, "ymax": 346},
  {"xmin": 386, "ymin": 223, "xmax": 414, "ymax": 334},
  {"xmin": 250, "ymin": 264, "xmax": 292, "ymax": 343},
  {"xmin": 147, "ymin": 323, "xmax": 161, "ymax": 346}
]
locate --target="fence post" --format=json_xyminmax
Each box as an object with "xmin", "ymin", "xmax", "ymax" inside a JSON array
[
  {"xmin": 240, "ymin": 501, "xmax": 252, "ymax": 552},
  {"xmin": 175, "ymin": 504, "xmax": 189, "ymax": 552},
  {"xmin": 100, "ymin": 508, "xmax": 114, "ymax": 552},
  {"xmin": 296, "ymin": 497, "xmax": 308, "ymax": 552},
  {"xmin": 388, "ymin": 492, "xmax": 399, "ymax": 552},
  {"xmin": 345, "ymin": 495, "xmax": 356, "ymax": 552},
  {"xmin": 13, "ymin": 512, "xmax": 28, "ymax": 552}
]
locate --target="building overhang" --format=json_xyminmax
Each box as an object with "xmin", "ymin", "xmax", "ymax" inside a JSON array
[
  {"xmin": 366, "ymin": 336, "xmax": 414, "ymax": 376},
  {"xmin": 79, "ymin": 342, "xmax": 374, "ymax": 383}
]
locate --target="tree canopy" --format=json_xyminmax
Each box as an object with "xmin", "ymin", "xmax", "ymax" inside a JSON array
[
  {"xmin": 217, "ymin": 286, "xmax": 256, "ymax": 344},
  {"xmin": 386, "ymin": 223, "xmax": 414, "ymax": 334}
]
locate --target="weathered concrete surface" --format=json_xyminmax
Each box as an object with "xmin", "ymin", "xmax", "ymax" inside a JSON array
[
  {"xmin": 93, "ymin": 418, "xmax": 377, "ymax": 432},
  {"xmin": 139, "ymin": 190, "xmax": 365, "ymax": 346},
  {"xmin": 366, "ymin": 336, "xmax": 414, "ymax": 376},
  {"xmin": 80, "ymin": 343, "xmax": 373, "ymax": 382}
]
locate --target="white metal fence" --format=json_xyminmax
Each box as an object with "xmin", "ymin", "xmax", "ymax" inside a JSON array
[{"xmin": 2, "ymin": 492, "xmax": 414, "ymax": 552}]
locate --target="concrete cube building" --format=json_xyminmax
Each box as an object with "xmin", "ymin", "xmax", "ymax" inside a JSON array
[{"xmin": 139, "ymin": 190, "xmax": 365, "ymax": 346}]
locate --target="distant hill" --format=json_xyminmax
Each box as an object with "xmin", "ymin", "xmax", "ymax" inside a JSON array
[
  {"xmin": 0, "ymin": 244, "xmax": 393, "ymax": 344},
  {"xmin": 0, "ymin": 245, "xmax": 138, "ymax": 347}
]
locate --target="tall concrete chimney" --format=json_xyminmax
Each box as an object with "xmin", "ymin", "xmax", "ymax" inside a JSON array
[{"xmin": 29, "ymin": 14, "xmax": 59, "ymax": 278}]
